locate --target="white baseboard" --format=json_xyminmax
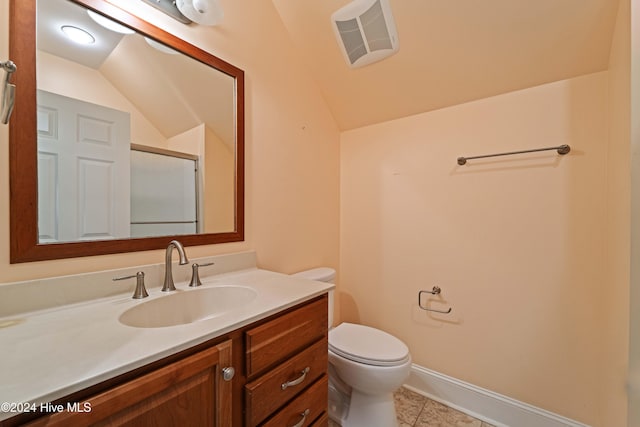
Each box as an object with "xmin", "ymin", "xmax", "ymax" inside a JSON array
[{"xmin": 404, "ymin": 364, "xmax": 590, "ymax": 427}]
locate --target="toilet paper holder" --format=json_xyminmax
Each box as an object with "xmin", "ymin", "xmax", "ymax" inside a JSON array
[{"xmin": 418, "ymin": 286, "xmax": 452, "ymax": 314}]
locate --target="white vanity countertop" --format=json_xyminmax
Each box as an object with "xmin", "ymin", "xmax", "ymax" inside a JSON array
[{"xmin": 0, "ymin": 268, "xmax": 332, "ymax": 421}]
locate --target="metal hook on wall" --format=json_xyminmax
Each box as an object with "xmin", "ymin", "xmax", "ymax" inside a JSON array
[
  {"xmin": 418, "ymin": 286, "xmax": 452, "ymax": 314},
  {"xmin": 1, "ymin": 60, "xmax": 17, "ymax": 124}
]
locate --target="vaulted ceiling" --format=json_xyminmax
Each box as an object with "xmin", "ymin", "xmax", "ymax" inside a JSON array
[
  {"xmin": 38, "ymin": 0, "xmax": 235, "ymax": 145},
  {"xmin": 39, "ymin": 0, "xmax": 622, "ymax": 133},
  {"xmin": 271, "ymin": 0, "xmax": 621, "ymax": 130}
]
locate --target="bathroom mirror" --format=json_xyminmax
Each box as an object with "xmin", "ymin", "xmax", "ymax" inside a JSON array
[{"xmin": 9, "ymin": 0, "xmax": 245, "ymax": 262}]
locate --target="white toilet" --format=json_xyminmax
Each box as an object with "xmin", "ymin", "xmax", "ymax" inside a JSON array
[{"xmin": 292, "ymin": 268, "xmax": 412, "ymax": 427}]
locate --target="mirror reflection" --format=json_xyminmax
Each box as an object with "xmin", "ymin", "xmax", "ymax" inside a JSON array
[{"xmin": 35, "ymin": 0, "xmax": 236, "ymax": 243}]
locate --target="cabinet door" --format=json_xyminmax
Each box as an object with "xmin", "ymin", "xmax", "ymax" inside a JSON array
[{"xmin": 27, "ymin": 340, "xmax": 233, "ymax": 427}]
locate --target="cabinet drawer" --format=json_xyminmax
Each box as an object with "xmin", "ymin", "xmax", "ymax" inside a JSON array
[
  {"xmin": 245, "ymin": 297, "xmax": 327, "ymax": 377},
  {"xmin": 261, "ymin": 375, "xmax": 328, "ymax": 427},
  {"xmin": 245, "ymin": 338, "xmax": 327, "ymax": 426},
  {"xmin": 310, "ymin": 412, "xmax": 329, "ymax": 426}
]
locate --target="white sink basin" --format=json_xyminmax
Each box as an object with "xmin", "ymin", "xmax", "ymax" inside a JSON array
[{"xmin": 119, "ymin": 286, "xmax": 258, "ymax": 328}]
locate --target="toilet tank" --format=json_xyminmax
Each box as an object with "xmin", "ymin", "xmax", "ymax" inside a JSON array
[
  {"xmin": 292, "ymin": 267, "xmax": 336, "ymax": 284},
  {"xmin": 292, "ymin": 267, "xmax": 336, "ymax": 326}
]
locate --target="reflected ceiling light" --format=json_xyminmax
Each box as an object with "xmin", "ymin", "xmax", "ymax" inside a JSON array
[
  {"xmin": 144, "ymin": 37, "xmax": 180, "ymax": 55},
  {"xmin": 176, "ymin": 0, "xmax": 223, "ymax": 26},
  {"xmin": 87, "ymin": 10, "xmax": 135, "ymax": 34},
  {"xmin": 60, "ymin": 25, "xmax": 95, "ymax": 45}
]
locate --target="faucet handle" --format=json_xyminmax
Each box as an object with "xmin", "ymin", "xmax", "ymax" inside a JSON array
[
  {"xmin": 189, "ymin": 262, "xmax": 215, "ymax": 287},
  {"xmin": 113, "ymin": 271, "xmax": 149, "ymax": 299}
]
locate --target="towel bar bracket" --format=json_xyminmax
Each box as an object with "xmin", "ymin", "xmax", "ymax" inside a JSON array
[
  {"xmin": 418, "ymin": 287, "xmax": 452, "ymax": 314},
  {"xmin": 1, "ymin": 60, "xmax": 16, "ymax": 74},
  {"xmin": 1, "ymin": 59, "xmax": 17, "ymax": 124}
]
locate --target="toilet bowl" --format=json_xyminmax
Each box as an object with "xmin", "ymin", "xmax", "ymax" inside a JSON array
[{"xmin": 292, "ymin": 268, "xmax": 412, "ymax": 427}]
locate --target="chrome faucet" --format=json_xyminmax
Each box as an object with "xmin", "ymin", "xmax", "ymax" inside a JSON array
[{"xmin": 162, "ymin": 240, "xmax": 189, "ymax": 292}]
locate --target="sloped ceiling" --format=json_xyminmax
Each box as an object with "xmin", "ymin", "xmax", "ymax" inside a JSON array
[
  {"xmin": 38, "ymin": 0, "xmax": 235, "ymax": 146},
  {"xmin": 99, "ymin": 35, "xmax": 235, "ymax": 143},
  {"xmin": 271, "ymin": 0, "xmax": 621, "ymax": 130}
]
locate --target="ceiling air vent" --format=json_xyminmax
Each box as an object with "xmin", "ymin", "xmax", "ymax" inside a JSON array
[{"xmin": 331, "ymin": 0, "xmax": 399, "ymax": 69}]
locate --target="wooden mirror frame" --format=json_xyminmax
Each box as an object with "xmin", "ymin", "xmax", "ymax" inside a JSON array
[{"xmin": 8, "ymin": 0, "xmax": 245, "ymax": 263}]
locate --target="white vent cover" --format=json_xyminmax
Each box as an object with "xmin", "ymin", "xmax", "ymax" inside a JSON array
[{"xmin": 331, "ymin": 0, "xmax": 399, "ymax": 68}]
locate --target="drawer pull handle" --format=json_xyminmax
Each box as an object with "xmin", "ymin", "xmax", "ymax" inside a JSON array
[
  {"xmin": 281, "ymin": 367, "xmax": 310, "ymax": 390},
  {"xmin": 291, "ymin": 409, "xmax": 310, "ymax": 427}
]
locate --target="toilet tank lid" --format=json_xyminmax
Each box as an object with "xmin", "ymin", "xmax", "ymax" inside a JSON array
[{"xmin": 291, "ymin": 267, "xmax": 336, "ymax": 282}]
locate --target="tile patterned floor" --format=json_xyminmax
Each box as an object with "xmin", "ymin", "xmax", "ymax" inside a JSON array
[{"xmin": 328, "ymin": 386, "xmax": 496, "ymax": 427}]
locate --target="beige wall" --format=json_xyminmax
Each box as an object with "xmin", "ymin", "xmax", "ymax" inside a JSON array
[
  {"xmin": 341, "ymin": 72, "xmax": 609, "ymax": 425},
  {"xmin": 204, "ymin": 125, "xmax": 235, "ymax": 233},
  {"xmin": 604, "ymin": 0, "xmax": 631, "ymax": 425},
  {"xmin": 0, "ymin": 0, "xmax": 340, "ymax": 282},
  {"xmin": 166, "ymin": 124, "xmax": 204, "ymax": 156}
]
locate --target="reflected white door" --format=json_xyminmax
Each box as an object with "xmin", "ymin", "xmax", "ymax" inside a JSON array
[{"xmin": 37, "ymin": 90, "xmax": 131, "ymax": 242}]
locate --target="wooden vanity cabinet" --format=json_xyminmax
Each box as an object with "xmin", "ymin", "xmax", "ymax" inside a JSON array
[{"xmin": 3, "ymin": 295, "xmax": 328, "ymax": 427}]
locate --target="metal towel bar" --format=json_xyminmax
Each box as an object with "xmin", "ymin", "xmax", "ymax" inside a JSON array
[
  {"xmin": 418, "ymin": 286, "xmax": 452, "ymax": 314},
  {"xmin": 457, "ymin": 144, "xmax": 570, "ymax": 166}
]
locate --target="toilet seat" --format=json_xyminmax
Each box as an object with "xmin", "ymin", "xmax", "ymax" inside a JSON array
[{"xmin": 329, "ymin": 323, "xmax": 410, "ymax": 367}]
